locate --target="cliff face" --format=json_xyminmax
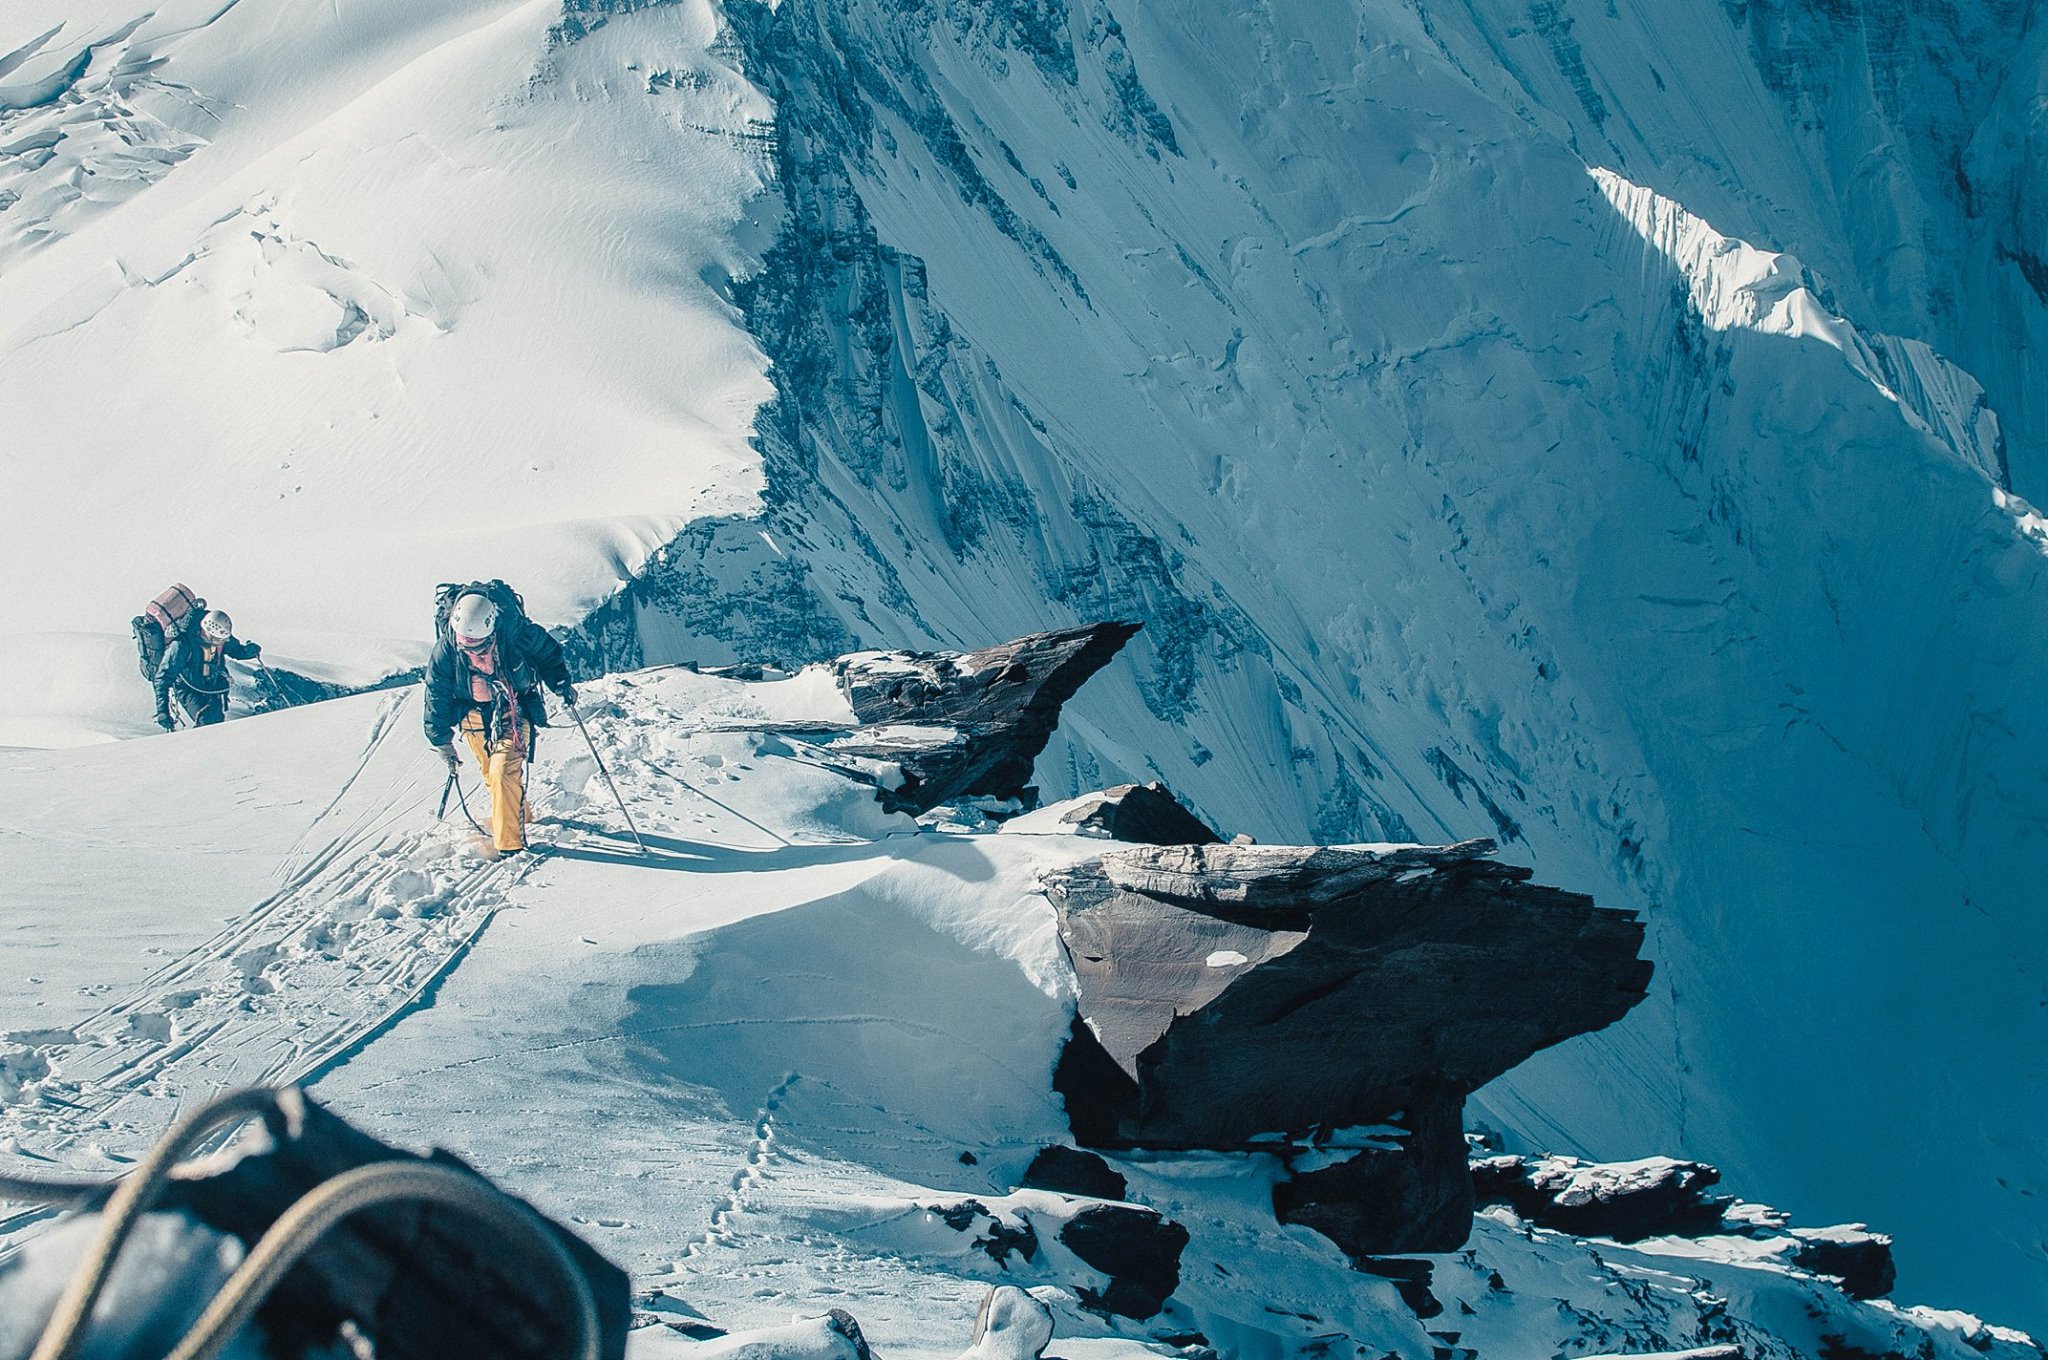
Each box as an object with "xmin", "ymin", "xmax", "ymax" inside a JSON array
[{"xmin": 645, "ymin": 0, "xmax": 2048, "ymax": 1322}]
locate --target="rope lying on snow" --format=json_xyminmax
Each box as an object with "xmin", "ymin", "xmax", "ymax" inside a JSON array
[
  {"xmin": 31, "ymin": 1087, "xmax": 283, "ymax": 1360},
  {"xmin": 8, "ymin": 1086, "xmax": 600, "ymax": 1360},
  {"xmin": 0, "ymin": 1173, "xmax": 106, "ymax": 1206}
]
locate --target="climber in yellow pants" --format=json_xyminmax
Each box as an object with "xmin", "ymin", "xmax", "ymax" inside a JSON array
[
  {"xmin": 425, "ymin": 584, "xmax": 575, "ymax": 858},
  {"xmin": 459, "ymin": 711, "xmax": 531, "ymax": 853}
]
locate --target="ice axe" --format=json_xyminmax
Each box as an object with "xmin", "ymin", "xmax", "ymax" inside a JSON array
[
  {"xmin": 435, "ymin": 759, "xmax": 489, "ymax": 839},
  {"xmin": 563, "ymin": 700, "xmax": 647, "ymax": 855}
]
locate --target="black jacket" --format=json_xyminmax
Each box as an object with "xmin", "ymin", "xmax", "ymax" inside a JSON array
[
  {"xmin": 154, "ymin": 631, "xmax": 259, "ymax": 721},
  {"xmin": 423, "ymin": 616, "xmax": 570, "ymax": 747}
]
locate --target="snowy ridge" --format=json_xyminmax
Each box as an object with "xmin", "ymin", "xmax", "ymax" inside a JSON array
[
  {"xmin": 1591, "ymin": 166, "xmax": 2008, "ymax": 487},
  {"xmin": 4, "ymin": 0, "xmax": 2047, "ymax": 1339},
  {"xmin": 0, "ymin": 675, "xmax": 2039, "ymax": 1358}
]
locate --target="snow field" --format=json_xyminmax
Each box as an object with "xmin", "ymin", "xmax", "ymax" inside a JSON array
[
  {"xmin": 5, "ymin": 665, "xmax": 2033, "ymax": 1358},
  {"xmin": 0, "ymin": 0, "xmax": 779, "ymax": 745}
]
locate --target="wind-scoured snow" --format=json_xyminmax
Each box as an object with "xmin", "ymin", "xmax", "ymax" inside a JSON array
[{"xmin": 0, "ymin": 0, "xmax": 775, "ymax": 746}]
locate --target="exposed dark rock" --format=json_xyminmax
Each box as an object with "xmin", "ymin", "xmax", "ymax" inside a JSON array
[
  {"xmin": 917, "ymin": 1193, "xmax": 1186, "ymax": 1322},
  {"xmin": 1021, "ymin": 1145, "xmax": 1129, "ymax": 1201},
  {"xmin": 1043, "ymin": 783, "xmax": 1221, "ymax": 845},
  {"xmin": 1057, "ymin": 1202, "xmax": 1189, "ymax": 1321},
  {"xmin": 1472, "ymin": 1154, "xmax": 1896, "ymax": 1301},
  {"xmin": 1049, "ymin": 839, "xmax": 1651, "ymax": 1146},
  {"xmin": 1046, "ymin": 838, "xmax": 1651, "ymax": 1255},
  {"xmin": 934, "ymin": 1198, "xmax": 1041, "ymax": 1266},
  {"xmin": 1352, "ymin": 1257, "xmax": 1442, "ymax": 1319},
  {"xmin": 139, "ymin": 1091, "xmax": 630, "ymax": 1360},
  {"xmin": 830, "ymin": 622, "xmax": 1140, "ymax": 813},
  {"xmin": 1272, "ymin": 1089, "xmax": 1472, "ymax": 1256},
  {"xmin": 1790, "ymin": 1226, "xmax": 1897, "ymax": 1300},
  {"xmin": 1469, "ymin": 1154, "xmax": 1730, "ymax": 1242}
]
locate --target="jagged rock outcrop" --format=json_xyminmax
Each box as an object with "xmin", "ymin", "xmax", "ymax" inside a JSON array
[
  {"xmin": 1057, "ymin": 1203, "xmax": 1188, "ymax": 1320},
  {"xmin": 1028, "ymin": 783, "xmax": 1221, "ymax": 846},
  {"xmin": 830, "ymin": 622, "xmax": 1140, "ymax": 813},
  {"xmin": 1046, "ymin": 838, "xmax": 1651, "ymax": 1254},
  {"xmin": 1019, "ymin": 1146, "xmax": 1128, "ymax": 1201},
  {"xmin": 909, "ymin": 1192, "xmax": 1188, "ymax": 1322},
  {"xmin": 1475, "ymin": 1154, "xmax": 1898, "ymax": 1300},
  {"xmin": 1470, "ymin": 1155, "xmax": 1730, "ymax": 1242},
  {"xmin": 1786, "ymin": 1227, "xmax": 1897, "ymax": 1301}
]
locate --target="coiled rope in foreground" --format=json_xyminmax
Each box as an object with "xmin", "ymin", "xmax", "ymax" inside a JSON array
[{"xmin": 3, "ymin": 1086, "xmax": 599, "ymax": 1360}]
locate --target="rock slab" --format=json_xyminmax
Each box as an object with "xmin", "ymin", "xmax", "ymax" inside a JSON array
[
  {"xmin": 1046, "ymin": 838, "xmax": 1653, "ymax": 1254},
  {"xmin": 832, "ymin": 622, "xmax": 1140, "ymax": 813}
]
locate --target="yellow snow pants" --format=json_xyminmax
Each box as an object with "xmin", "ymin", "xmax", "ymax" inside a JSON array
[{"xmin": 461, "ymin": 712, "xmax": 531, "ymax": 852}]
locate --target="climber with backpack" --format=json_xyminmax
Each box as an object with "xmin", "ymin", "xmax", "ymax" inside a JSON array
[
  {"xmin": 423, "ymin": 581, "xmax": 575, "ymax": 854},
  {"xmin": 132, "ymin": 583, "xmax": 205, "ymax": 684},
  {"xmin": 153, "ymin": 609, "xmax": 263, "ymax": 731}
]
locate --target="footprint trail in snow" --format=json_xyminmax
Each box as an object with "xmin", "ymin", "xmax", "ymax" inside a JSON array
[{"xmin": 0, "ymin": 690, "xmax": 534, "ymax": 1217}]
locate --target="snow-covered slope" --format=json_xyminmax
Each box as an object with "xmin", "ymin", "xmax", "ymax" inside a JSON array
[
  {"xmin": 630, "ymin": 0, "xmax": 2047, "ymax": 1327},
  {"xmin": 0, "ymin": 0, "xmax": 773, "ymax": 745},
  {"xmin": 2, "ymin": 678, "xmax": 2038, "ymax": 1359},
  {"xmin": 5, "ymin": 0, "xmax": 2045, "ymax": 1336}
]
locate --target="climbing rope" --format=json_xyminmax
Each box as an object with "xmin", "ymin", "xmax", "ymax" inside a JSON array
[
  {"xmin": 451, "ymin": 770, "xmax": 491, "ymax": 839},
  {"xmin": 30, "ymin": 1086, "xmax": 282, "ymax": 1360},
  {"xmin": 15, "ymin": 1086, "xmax": 600, "ymax": 1360}
]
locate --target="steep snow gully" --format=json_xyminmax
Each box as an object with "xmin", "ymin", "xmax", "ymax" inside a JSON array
[{"xmin": 0, "ymin": 0, "xmax": 2044, "ymax": 1344}]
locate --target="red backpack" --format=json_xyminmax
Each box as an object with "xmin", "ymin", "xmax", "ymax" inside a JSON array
[{"xmin": 132, "ymin": 583, "xmax": 203, "ymax": 680}]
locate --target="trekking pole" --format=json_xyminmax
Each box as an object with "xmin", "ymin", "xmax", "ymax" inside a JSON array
[
  {"xmin": 564, "ymin": 704, "xmax": 647, "ymax": 854},
  {"xmin": 254, "ymin": 657, "xmax": 288, "ymax": 706}
]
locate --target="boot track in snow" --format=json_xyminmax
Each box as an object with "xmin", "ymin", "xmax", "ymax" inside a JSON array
[{"xmin": 0, "ymin": 691, "xmax": 539, "ymax": 1252}]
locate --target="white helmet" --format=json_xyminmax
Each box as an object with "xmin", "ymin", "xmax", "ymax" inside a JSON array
[
  {"xmin": 200, "ymin": 610, "xmax": 232, "ymax": 642},
  {"xmin": 448, "ymin": 592, "xmax": 499, "ymax": 644}
]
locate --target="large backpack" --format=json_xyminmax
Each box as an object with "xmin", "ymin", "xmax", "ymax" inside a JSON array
[
  {"xmin": 132, "ymin": 583, "xmax": 202, "ymax": 680},
  {"xmin": 432, "ymin": 579, "xmax": 527, "ymax": 643}
]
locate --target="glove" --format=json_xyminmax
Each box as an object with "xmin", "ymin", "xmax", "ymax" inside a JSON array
[
  {"xmin": 436, "ymin": 744, "xmax": 460, "ymax": 772},
  {"xmin": 156, "ymin": 714, "xmax": 175, "ymax": 733},
  {"xmin": 554, "ymin": 683, "xmax": 577, "ymax": 709},
  {"xmin": 250, "ymin": 643, "xmax": 262, "ymax": 656}
]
